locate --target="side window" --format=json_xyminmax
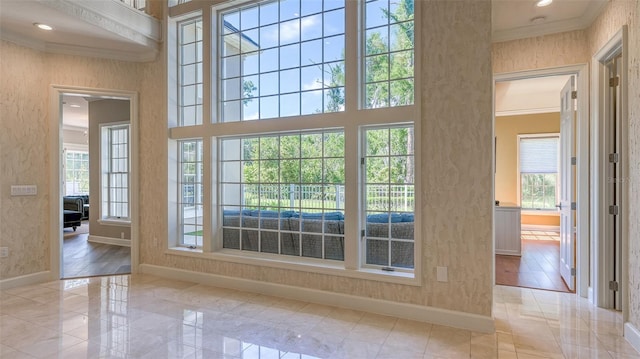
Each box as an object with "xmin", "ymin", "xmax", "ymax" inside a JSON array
[
  {"xmin": 179, "ymin": 140, "xmax": 203, "ymax": 247},
  {"xmin": 519, "ymin": 135, "xmax": 559, "ymax": 210},
  {"xmin": 363, "ymin": 126, "xmax": 415, "ymax": 269},
  {"xmin": 101, "ymin": 124, "xmax": 130, "ymax": 220}
]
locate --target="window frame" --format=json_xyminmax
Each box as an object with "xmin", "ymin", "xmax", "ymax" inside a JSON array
[
  {"xmin": 99, "ymin": 122, "xmax": 131, "ymax": 223},
  {"xmin": 167, "ymin": 0, "xmax": 422, "ymax": 282},
  {"xmin": 517, "ymin": 133, "xmax": 560, "ymax": 213},
  {"xmin": 64, "ymin": 149, "xmax": 90, "ymax": 196}
]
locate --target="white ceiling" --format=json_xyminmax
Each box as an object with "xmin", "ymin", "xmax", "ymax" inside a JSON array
[
  {"xmin": 492, "ymin": 0, "xmax": 608, "ymax": 42},
  {"xmin": 0, "ymin": 0, "xmax": 161, "ymax": 61},
  {"xmin": 62, "ymin": 95, "xmax": 90, "ymax": 129},
  {"xmin": 495, "ymin": 75, "xmax": 572, "ymax": 116}
]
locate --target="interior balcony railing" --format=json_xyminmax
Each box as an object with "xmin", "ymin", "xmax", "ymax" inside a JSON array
[{"xmin": 119, "ymin": 0, "xmax": 146, "ymax": 12}]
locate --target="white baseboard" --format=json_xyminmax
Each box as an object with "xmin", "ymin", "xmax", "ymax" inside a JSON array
[
  {"xmin": 495, "ymin": 249, "xmax": 521, "ymax": 256},
  {"xmin": 0, "ymin": 271, "xmax": 53, "ymax": 290},
  {"xmin": 625, "ymin": 322, "xmax": 640, "ymax": 354},
  {"xmin": 88, "ymin": 235, "xmax": 131, "ymax": 247},
  {"xmin": 521, "ymin": 224, "xmax": 560, "ymax": 232},
  {"xmin": 140, "ymin": 264, "xmax": 495, "ymax": 333}
]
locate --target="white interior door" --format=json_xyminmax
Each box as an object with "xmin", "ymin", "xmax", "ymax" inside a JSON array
[{"xmin": 559, "ymin": 76, "xmax": 576, "ymax": 291}]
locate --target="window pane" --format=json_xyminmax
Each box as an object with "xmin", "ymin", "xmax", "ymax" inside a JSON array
[
  {"xmin": 364, "ymin": 0, "xmax": 414, "ymax": 109},
  {"xmin": 220, "ymin": 0, "xmax": 345, "ymax": 121},
  {"xmin": 179, "ymin": 140, "xmax": 203, "ymax": 246},
  {"xmin": 221, "ymin": 130, "xmax": 345, "ymax": 261},
  {"xmin": 363, "ymin": 126, "xmax": 414, "ymax": 269},
  {"xmin": 178, "ymin": 18, "xmax": 203, "ymax": 126}
]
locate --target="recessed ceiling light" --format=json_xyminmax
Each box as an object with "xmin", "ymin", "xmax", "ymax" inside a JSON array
[
  {"xmin": 536, "ymin": 0, "xmax": 553, "ymax": 7},
  {"xmin": 69, "ymin": 104, "xmax": 81, "ymax": 108},
  {"xmin": 530, "ymin": 16, "xmax": 547, "ymax": 24},
  {"xmin": 34, "ymin": 23, "xmax": 53, "ymax": 31}
]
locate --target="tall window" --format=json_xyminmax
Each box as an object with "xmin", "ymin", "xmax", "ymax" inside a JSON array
[
  {"xmin": 101, "ymin": 124, "xmax": 130, "ymax": 220},
  {"xmin": 65, "ymin": 150, "xmax": 89, "ymax": 195},
  {"xmin": 179, "ymin": 140, "xmax": 203, "ymax": 247},
  {"xmin": 364, "ymin": 126, "xmax": 414, "ymax": 269},
  {"xmin": 178, "ymin": 18, "xmax": 203, "ymax": 126},
  {"xmin": 168, "ymin": 0, "xmax": 417, "ymax": 275},
  {"xmin": 519, "ymin": 135, "xmax": 559, "ymax": 210}
]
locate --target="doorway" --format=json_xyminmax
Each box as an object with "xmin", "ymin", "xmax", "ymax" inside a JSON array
[
  {"xmin": 493, "ymin": 65, "xmax": 589, "ymax": 297},
  {"xmin": 50, "ymin": 86, "xmax": 139, "ymax": 279}
]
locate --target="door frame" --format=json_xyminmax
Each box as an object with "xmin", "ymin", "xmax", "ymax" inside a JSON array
[
  {"xmin": 591, "ymin": 26, "xmax": 628, "ymax": 313},
  {"xmin": 49, "ymin": 85, "xmax": 140, "ymax": 279},
  {"xmin": 493, "ymin": 64, "xmax": 589, "ymax": 298}
]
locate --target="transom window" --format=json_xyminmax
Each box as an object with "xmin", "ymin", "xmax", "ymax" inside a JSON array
[
  {"xmin": 219, "ymin": 0, "xmax": 346, "ymax": 122},
  {"xmin": 168, "ymin": 0, "xmax": 418, "ymax": 276}
]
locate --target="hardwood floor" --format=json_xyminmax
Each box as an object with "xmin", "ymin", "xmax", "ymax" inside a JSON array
[
  {"xmin": 63, "ymin": 221, "xmax": 131, "ymax": 278},
  {"xmin": 495, "ymin": 230, "xmax": 571, "ymax": 293}
]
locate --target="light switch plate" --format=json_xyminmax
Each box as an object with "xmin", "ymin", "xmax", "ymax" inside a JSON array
[{"xmin": 11, "ymin": 185, "xmax": 37, "ymax": 196}]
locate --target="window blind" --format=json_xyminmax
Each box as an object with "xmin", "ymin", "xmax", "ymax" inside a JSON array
[{"xmin": 520, "ymin": 137, "xmax": 558, "ymax": 173}]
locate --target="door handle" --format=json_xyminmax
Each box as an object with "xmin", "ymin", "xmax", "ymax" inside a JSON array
[{"xmin": 556, "ymin": 204, "xmax": 562, "ymax": 210}]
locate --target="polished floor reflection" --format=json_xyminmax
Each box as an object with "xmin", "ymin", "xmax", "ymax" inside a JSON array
[{"xmin": 1, "ymin": 274, "xmax": 638, "ymax": 358}]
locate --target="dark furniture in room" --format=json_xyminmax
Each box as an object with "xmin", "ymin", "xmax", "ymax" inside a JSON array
[
  {"xmin": 64, "ymin": 210, "xmax": 82, "ymax": 231},
  {"xmin": 63, "ymin": 195, "xmax": 89, "ymax": 220}
]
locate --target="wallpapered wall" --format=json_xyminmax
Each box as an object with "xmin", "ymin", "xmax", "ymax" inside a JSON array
[
  {"xmin": 0, "ymin": 41, "xmax": 146, "ymax": 278},
  {"xmin": 493, "ymin": 0, "xmax": 640, "ymax": 334},
  {"xmin": 586, "ymin": 0, "xmax": 640, "ymax": 335}
]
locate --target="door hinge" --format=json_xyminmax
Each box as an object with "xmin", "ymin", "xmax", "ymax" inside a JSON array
[
  {"xmin": 571, "ymin": 156, "xmax": 577, "ymax": 165},
  {"xmin": 571, "ymin": 268, "xmax": 576, "ymax": 276},
  {"xmin": 609, "ymin": 281, "xmax": 619, "ymax": 291},
  {"xmin": 571, "ymin": 202, "xmax": 577, "ymax": 210},
  {"xmin": 609, "ymin": 77, "xmax": 619, "ymax": 87},
  {"xmin": 609, "ymin": 205, "xmax": 619, "ymax": 215},
  {"xmin": 361, "ymin": 229, "xmax": 365, "ymax": 237},
  {"xmin": 571, "ymin": 90, "xmax": 577, "ymax": 99},
  {"xmin": 361, "ymin": 158, "xmax": 365, "ymax": 165},
  {"xmin": 609, "ymin": 153, "xmax": 619, "ymax": 163}
]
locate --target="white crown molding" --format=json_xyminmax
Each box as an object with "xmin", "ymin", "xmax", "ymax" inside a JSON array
[
  {"xmin": 0, "ymin": 271, "xmax": 53, "ymax": 290},
  {"xmin": 140, "ymin": 264, "xmax": 496, "ymax": 333},
  {"xmin": 495, "ymin": 107, "xmax": 560, "ymax": 117},
  {"xmin": 1, "ymin": 30, "xmax": 157, "ymax": 62}
]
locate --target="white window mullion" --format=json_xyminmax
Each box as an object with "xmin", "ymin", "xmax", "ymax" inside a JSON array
[
  {"xmin": 203, "ymin": 137, "xmax": 213, "ymax": 252},
  {"xmin": 344, "ymin": 123, "xmax": 360, "ymax": 270}
]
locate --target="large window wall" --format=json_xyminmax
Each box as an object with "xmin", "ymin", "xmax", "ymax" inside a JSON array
[{"xmin": 168, "ymin": 0, "xmax": 419, "ymax": 277}]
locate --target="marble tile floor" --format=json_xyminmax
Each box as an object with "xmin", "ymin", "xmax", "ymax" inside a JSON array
[{"xmin": 1, "ymin": 275, "xmax": 638, "ymax": 359}]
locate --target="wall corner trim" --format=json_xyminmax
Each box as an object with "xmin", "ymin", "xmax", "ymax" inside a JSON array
[
  {"xmin": 139, "ymin": 264, "xmax": 495, "ymax": 333},
  {"xmin": 0, "ymin": 271, "xmax": 53, "ymax": 290},
  {"xmin": 624, "ymin": 322, "xmax": 640, "ymax": 354}
]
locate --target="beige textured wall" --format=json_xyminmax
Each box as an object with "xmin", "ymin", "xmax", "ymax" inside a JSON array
[
  {"xmin": 0, "ymin": 42, "xmax": 49, "ymax": 278},
  {"xmin": 88, "ymin": 99, "xmax": 131, "ymax": 240},
  {"xmin": 493, "ymin": 30, "xmax": 589, "ymax": 74},
  {"xmin": 139, "ymin": 0, "xmax": 494, "ymax": 316},
  {"xmin": 495, "ymin": 112, "xmax": 560, "ymax": 226},
  {"xmin": 0, "ymin": 40, "xmax": 145, "ymax": 280},
  {"xmin": 587, "ymin": 0, "xmax": 640, "ymax": 334}
]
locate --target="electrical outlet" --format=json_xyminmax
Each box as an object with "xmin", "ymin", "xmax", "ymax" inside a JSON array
[
  {"xmin": 10, "ymin": 185, "xmax": 37, "ymax": 196},
  {"xmin": 0, "ymin": 247, "xmax": 9, "ymax": 258},
  {"xmin": 437, "ymin": 266, "xmax": 448, "ymax": 282}
]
